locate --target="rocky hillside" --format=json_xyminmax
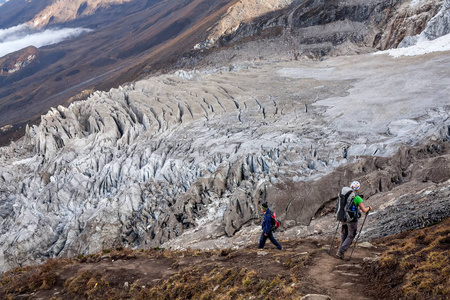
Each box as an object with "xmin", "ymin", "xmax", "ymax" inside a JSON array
[
  {"xmin": 0, "ymin": 0, "xmax": 133, "ymax": 28},
  {"xmin": 0, "ymin": 0, "xmax": 449, "ymax": 280},
  {"xmin": 191, "ymin": 0, "xmax": 446, "ymax": 61},
  {"xmin": 0, "ymin": 46, "xmax": 38, "ymax": 75},
  {"xmin": 28, "ymin": 0, "xmax": 135, "ymax": 28}
]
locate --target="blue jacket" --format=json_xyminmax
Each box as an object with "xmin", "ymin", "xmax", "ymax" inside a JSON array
[{"xmin": 262, "ymin": 209, "xmax": 273, "ymax": 234}]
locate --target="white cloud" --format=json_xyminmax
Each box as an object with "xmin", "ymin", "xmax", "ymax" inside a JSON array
[
  {"xmin": 374, "ymin": 33, "xmax": 450, "ymax": 57},
  {"xmin": 0, "ymin": 24, "xmax": 92, "ymax": 58},
  {"xmin": 0, "ymin": 24, "xmax": 30, "ymax": 41}
]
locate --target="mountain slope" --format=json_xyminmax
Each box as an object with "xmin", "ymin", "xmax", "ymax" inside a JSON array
[
  {"xmin": 0, "ymin": 0, "xmax": 237, "ymax": 145},
  {"xmin": 0, "ymin": 218, "xmax": 448, "ymax": 299},
  {"xmin": 0, "ymin": 0, "xmax": 53, "ymax": 28}
]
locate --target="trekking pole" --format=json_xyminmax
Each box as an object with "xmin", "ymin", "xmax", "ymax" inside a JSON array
[
  {"xmin": 348, "ymin": 212, "xmax": 368, "ymax": 261},
  {"xmin": 328, "ymin": 221, "xmax": 341, "ymax": 254}
]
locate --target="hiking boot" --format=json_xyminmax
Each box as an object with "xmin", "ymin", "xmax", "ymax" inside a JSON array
[{"xmin": 336, "ymin": 251, "xmax": 344, "ymax": 259}]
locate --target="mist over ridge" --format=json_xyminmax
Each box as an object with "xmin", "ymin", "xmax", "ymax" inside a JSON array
[{"xmin": 0, "ymin": 23, "xmax": 92, "ymax": 57}]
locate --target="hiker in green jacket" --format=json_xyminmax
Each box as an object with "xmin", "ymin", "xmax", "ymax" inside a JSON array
[{"xmin": 336, "ymin": 181, "xmax": 372, "ymax": 259}]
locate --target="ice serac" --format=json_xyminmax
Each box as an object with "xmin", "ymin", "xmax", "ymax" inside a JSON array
[{"xmin": 424, "ymin": 0, "xmax": 450, "ymax": 38}]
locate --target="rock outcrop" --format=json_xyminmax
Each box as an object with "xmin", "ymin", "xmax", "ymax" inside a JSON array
[
  {"xmin": 399, "ymin": 0, "xmax": 450, "ymax": 47},
  {"xmin": 195, "ymin": 0, "xmax": 445, "ymax": 59},
  {"xmin": 194, "ymin": 0, "xmax": 296, "ymax": 50},
  {"xmin": 29, "ymin": 0, "xmax": 134, "ymax": 27},
  {"xmin": 0, "ymin": 46, "xmax": 38, "ymax": 75}
]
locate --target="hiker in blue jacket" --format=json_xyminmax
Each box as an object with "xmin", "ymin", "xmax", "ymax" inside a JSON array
[{"xmin": 258, "ymin": 203, "xmax": 282, "ymax": 250}]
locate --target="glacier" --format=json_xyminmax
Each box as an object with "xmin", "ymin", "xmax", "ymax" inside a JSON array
[{"xmin": 1, "ymin": 46, "xmax": 449, "ymax": 271}]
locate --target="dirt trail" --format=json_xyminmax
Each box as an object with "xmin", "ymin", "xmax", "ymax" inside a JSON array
[
  {"xmin": 6, "ymin": 238, "xmax": 385, "ymax": 299},
  {"xmin": 305, "ymin": 249, "xmax": 380, "ymax": 300}
]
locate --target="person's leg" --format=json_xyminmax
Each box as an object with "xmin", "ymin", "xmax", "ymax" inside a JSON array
[
  {"xmin": 336, "ymin": 223, "xmax": 349, "ymax": 258},
  {"xmin": 258, "ymin": 232, "xmax": 268, "ymax": 249},
  {"xmin": 340, "ymin": 223, "xmax": 348, "ymax": 247},
  {"xmin": 268, "ymin": 232, "xmax": 282, "ymax": 250},
  {"xmin": 339, "ymin": 222, "xmax": 358, "ymax": 253}
]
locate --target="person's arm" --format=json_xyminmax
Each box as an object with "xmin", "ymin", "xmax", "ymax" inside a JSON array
[
  {"xmin": 358, "ymin": 202, "xmax": 372, "ymax": 214},
  {"xmin": 263, "ymin": 213, "xmax": 270, "ymax": 235}
]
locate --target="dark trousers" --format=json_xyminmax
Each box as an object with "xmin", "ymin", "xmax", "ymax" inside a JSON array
[
  {"xmin": 259, "ymin": 231, "xmax": 282, "ymax": 249},
  {"xmin": 338, "ymin": 222, "xmax": 358, "ymax": 253}
]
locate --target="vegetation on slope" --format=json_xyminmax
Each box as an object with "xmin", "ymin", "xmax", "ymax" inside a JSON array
[
  {"xmin": 368, "ymin": 218, "xmax": 450, "ymax": 300},
  {"xmin": 0, "ymin": 243, "xmax": 316, "ymax": 300},
  {"xmin": 0, "ymin": 218, "xmax": 448, "ymax": 299}
]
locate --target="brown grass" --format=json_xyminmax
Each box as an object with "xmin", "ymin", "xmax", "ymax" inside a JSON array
[
  {"xmin": 144, "ymin": 266, "xmax": 298, "ymax": 300},
  {"xmin": 0, "ymin": 245, "xmax": 313, "ymax": 299},
  {"xmin": 2, "ymin": 219, "xmax": 447, "ymax": 300},
  {"xmin": 0, "ymin": 258, "xmax": 74, "ymax": 296},
  {"xmin": 368, "ymin": 218, "xmax": 450, "ymax": 300}
]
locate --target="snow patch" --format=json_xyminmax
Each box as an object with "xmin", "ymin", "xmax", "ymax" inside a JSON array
[
  {"xmin": 409, "ymin": 0, "xmax": 423, "ymax": 9},
  {"xmin": 195, "ymin": 197, "xmax": 228, "ymax": 227},
  {"xmin": 374, "ymin": 33, "xmax": 450, "ymax": 57},
  {"xmin": 12, "ymin": 156, "xmax": 37, "ymax": 166}
]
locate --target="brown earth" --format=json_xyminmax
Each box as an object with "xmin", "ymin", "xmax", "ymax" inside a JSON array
[
  {"xmin": 0, "ymin": 237, "xmax": 388, "ymax": 299},
  {"xmin": 2, "ymin": 217, "xmax": 449, "ymax": 299}
]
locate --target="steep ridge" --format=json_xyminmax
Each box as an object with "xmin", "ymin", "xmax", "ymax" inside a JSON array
[
  {"xmin": 0, "ymin": 0, "xmax": 159, "ymax": 29},
  {"xmin": 0, "ymin": 0, "xmax": 237, "ymax": 145},
  {"xmin": 28, "ymin": 0, "xmax": 135, "ymax": 28},
  {"xmin": 0, "ymin": 0, "xmax": 53, "ymax": 28}
]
